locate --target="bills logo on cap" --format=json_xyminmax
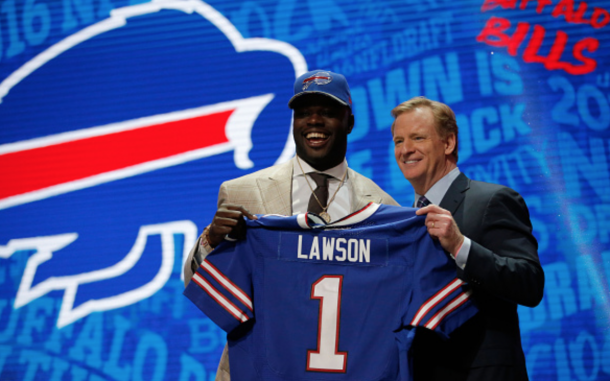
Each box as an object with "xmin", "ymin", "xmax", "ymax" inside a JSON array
[
  {"xmin": 302, "ymin": 71, "xmax": 333, "ymax": 90},
  {"xmin": 289, "ymin": 69, "xmax": 352, "ymax": 109}
]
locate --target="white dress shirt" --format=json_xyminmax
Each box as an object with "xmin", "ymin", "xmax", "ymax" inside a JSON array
[
  {"xmin": 292, "ymin": 156, "xmax": 351, "ymax": 220},
  {"xmin": 414, "ymin": 167, "xmax": 471, "ymax": 269}
]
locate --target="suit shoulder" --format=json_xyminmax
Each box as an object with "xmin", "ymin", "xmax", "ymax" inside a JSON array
[
  {"xmin": 468, "ymin": 179, "xmax": 522, "ymax": 199},
  {"xmin": 221, "ymin": 162, "xmax": 291, "ymax": 189},
  {"xmin": 467, "ymin": 179, "xmax": 529, "ymax": 215},
  {"xmin": 469, "ymin": 178, "xmax": 505, "ymax": 192}
]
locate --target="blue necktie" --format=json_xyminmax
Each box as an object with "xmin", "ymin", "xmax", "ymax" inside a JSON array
[{"xmin": 416, "ymin": 196, "xmax": 431, "ymax": 208}]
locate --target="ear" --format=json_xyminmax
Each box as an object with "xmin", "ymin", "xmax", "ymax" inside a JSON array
[
  {"xmin": 347, "ymin": 113, "xmax": 354, "ymax": 134},
  {"xmin": 444, "ymin": 133, "xmax": 456, "ymax": 155}
]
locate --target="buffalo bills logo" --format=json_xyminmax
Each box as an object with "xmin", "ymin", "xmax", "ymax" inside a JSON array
[
  {"xmin": 302, "ymin": 71, "xmax": 332, "ymax": 90},
  {"xmin": 0, "ymin": 0, "xmax": 307, "ymax": 328}
]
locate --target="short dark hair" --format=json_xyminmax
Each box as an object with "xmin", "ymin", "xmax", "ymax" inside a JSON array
[{"xmin": 391, "ymin": 96, "xmax": 459, "ymax": 160}]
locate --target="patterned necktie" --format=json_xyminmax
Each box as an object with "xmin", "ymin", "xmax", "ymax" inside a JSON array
[
  {"xmin": 416, "ymin": 195, "xmax": 431, "ymax": 208},
  {"xmin": 307, "ymin": 173, "xmax": 329, "ymax": 214}
]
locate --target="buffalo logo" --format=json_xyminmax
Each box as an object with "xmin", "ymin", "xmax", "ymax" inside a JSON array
[
  {"xmin": 302, "ymin": 71, "xmax": 332, "ymax": 90},
  {"xmin": 0, "ymin": 0, "xmax": 307, "ymax": 327}
]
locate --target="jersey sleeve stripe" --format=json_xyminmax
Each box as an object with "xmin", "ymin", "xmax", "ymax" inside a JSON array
[
  {"xmin": 192, "ymin": 272, "xmax": 250, "ymax": 323},
  {"xmin": 423, "ymin": 290, "xmax": 472, "ymax": 330},
  {"xmin": 201, "ymin": 260, "xmax": 253, "ymax": 311},
  {"xmin": 410, "ymin": 278, "xmax": 464, "ymax": 326}
]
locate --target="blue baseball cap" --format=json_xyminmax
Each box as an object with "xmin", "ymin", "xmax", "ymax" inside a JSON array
[{"xmin": 288, "ymin": 70, "xmax": 352, "ymax": 109}]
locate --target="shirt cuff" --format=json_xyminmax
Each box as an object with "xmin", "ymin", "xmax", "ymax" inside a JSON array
[
  {"xmin": 192, "ymin": 228, "xmax": 214, "ymax": 271},
  {"xmin": 454, "ymin": 237, "xmax": 471, "ymax": 270},
  {"xmin": 200, "ymin": 227, "xmax": 214, "ymax": 254}
]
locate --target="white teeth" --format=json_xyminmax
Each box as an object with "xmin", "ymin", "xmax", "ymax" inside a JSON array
[
  {"xmin": 405, "ymin": 160, "xmax": 418, "ymax": 164},
  {"xmin": 306, "ymin": 132, "xmax": 328, "ymax": 139}
]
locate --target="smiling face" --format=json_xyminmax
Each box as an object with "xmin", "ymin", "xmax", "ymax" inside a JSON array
[
  {"xmin": 292, "ymin": 94, "xmax": 354, "ymax": 171},
  {"xmin": 393, "ymin": 107, "xmax": 456, "ymax": 195}
]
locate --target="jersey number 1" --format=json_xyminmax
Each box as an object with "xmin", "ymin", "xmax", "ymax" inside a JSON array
[{"xmin": 306, "ymin": 275, "xmax": 348, "ymax": 373}]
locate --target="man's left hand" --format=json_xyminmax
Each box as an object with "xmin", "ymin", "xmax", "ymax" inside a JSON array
[{"xmin": 416, "ymin": 204, "xmax": 464, "ymax": 256}]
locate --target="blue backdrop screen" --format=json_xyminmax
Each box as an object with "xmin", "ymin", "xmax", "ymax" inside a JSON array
[{"xmin": 0, "ymin": 0, "xmax": 609, "ymax": 380}]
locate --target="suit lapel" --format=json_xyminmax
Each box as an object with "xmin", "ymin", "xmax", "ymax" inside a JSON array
[
  {"xmin": 256, "ymin": 161, "xmax": 293, "ymax": 216},
  {"xmin": 439, "ymin": 172, "xmax": 469, "ymax": 215},
  {"xmin": 349, "ymin": 169, "xmax": 382, "ymax": 212}
]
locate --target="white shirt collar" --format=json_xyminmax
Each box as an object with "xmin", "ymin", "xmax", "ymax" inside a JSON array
[
  {"xmin": 414, "ymin": 167, "xmax": 461, "ymax": 206},
  {"xmin": 292, "ymin": 155, "xmax": 348, "ymax": 181}
]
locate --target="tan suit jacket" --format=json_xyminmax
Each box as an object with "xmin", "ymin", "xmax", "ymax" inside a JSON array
[{"xmin": 182, "ymin": 160, "xmax": 398, "ymax": 380}]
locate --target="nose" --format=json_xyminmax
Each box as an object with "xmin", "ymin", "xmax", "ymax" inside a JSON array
[
  {"xmin": 396, "ymin": 139, "xmax": 413, "ymax": 157},
  {"xmin": 306, "ymin": 111, "xmax": 323, "ymax": 125}
]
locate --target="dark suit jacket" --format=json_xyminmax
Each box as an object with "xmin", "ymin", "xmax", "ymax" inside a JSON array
[{"xmin": 411, "ymin": 173, "xmax": 545, "ymax": 381}]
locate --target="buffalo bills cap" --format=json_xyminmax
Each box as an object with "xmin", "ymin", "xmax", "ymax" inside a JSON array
[{"xmin": 288, "ymin": 70, "xmax": 352, "ymax": 109}]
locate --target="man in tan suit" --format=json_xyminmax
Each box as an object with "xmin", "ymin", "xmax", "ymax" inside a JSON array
[{"xmin": 183, "ymin": 69, "xmax": 398, "ymax": 380}]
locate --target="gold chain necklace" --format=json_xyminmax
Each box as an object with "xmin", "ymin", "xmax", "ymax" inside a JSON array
[{"xmin": 296, "ymin": 156, "xmax": 347, "ymax": 223}]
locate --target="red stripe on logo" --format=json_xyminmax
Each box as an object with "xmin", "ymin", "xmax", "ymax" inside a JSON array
[
  {"xmin": 0, "ymin": 110, "xmax": 233, "ymax": 201},
  {"xmin": 303, "ymin": 76, "xmax": 330, "ymax": 82}
]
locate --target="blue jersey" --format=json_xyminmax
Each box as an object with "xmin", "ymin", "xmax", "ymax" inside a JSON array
[{"xmin": 184, "ymin": 203, "xmax": 477, "ymax": 380}]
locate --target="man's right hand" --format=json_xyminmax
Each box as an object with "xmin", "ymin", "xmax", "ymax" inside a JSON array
[{"xmin": 208, "ymin": 204, "xmax": 258, "ymax": 247}]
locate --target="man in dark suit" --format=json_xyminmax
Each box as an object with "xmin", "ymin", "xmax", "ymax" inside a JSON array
[{"xmin": 391, "ymin": 96, "xmax": 545, "ymax": 380}]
